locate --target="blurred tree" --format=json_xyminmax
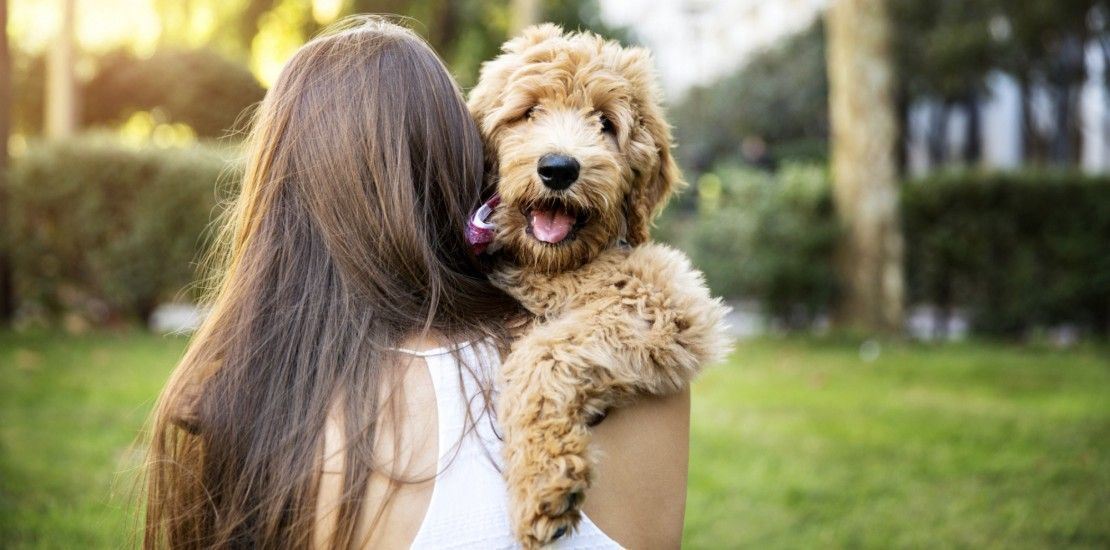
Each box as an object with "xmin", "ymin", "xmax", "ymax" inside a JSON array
[
  {"xmin": 993, "ymin": 0, "xmax": 1102, "ymax": 165},
  {"xmin": 671, "ymin": 20, "xmax": 827, "ymax": 174},
  {"xmin": 141, "ymin": 0, "xmax": 626, "ymax": 95},
  {"xmin": 45, "ymin": 0, "xmax": 77, "ymax": 138},
  {"xmin": 402, "ymin": 0, "xmax": 625, "ymax": 87},
  {"xmin": 889, "ymin": 0, "xmax": 999, "ymax": 167},
  {"xmin": 156, "ymin": 0, "xmax": 292, "ymax": 57},
  {"xmin": 1, "ymin": 0, "xmax": 12, "ymax": 324},
  {"xmin": 670, "ymin": 1, "xmax": 1110, "ymax": 177},
  {"xmin": 236, "ymin": 0, "xmax": 280, "ymax": 51},
  {"xmin": 827, "ymin": 0, "xmax": 903, "ymax": 333},
  {"xmin": 11, "ymin": 52, "xmax": 43, "ymax": 136},
  {"xmin": 545, "ymin": 0, "xmax": 633, "ymax": 43},
  {"xmin": 371, "ymin": 2, "xmax": 491, "ymax": 82},
  {"xmin": 668, "ymin": 4, "xmax": 999, "ymax": 175},
  {"xmin": 83, "ymin": 48, "xmax": 265, "ymax": 138},
  {"xmin": 417, "ymin": 0, "xmax": 461, "ymax": 53},
  {"xmin": 12, "ymin": 0, "xmax": 622, "ymax": 135},
  {"xmin": 890, "ymin": 0, "xmax": 1107, "ymax": 168}
]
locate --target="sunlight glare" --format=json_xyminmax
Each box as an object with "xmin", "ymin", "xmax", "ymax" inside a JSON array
[
  {"xmin": 312, "ymin": 0, "xmax": 343, "ymax": 25},
  {"xmin": 251, "ymin": 1, "xmax": 308, "ymax": 88},
  {"xmin": 11, "ymin": 0, "xmax": 161, "ymax": 54}
]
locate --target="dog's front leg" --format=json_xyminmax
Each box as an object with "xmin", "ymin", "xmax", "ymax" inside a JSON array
[
  {"xmin": 498, "ymin": 306, "xmax": 619, "ymax": 549},
  {"xmin": 498, "ymin": 293, "xmax": 710, "ymax": 548},
  {"xmin": 498, "ymin": 246, "xmax": 731, "ymax": 548}
]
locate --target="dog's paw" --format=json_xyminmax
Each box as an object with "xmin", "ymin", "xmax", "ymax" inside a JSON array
[
  {"xmin": 512, "ymin": 485, "xmax": 586, "ymax": 549},
  {"xmin": 507, "ymin": 433, "xmax": 592, "ymax": 548}
]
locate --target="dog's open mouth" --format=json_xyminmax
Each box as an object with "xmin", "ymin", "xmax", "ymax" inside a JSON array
[{"xmin": 524, "ymin": 199, "xmax": 589, "ymax": 245}]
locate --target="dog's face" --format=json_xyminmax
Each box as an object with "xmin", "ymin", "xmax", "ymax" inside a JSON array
[{"xmin": 469, "ymin": 24, "xmax": 682, "ymax": 273}]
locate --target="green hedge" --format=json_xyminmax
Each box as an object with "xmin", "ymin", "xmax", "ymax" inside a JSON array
[
  {"xmin": 662, "ymin": 166, "xmax": 1110, "ymax": 337},
  {"xmin": 904, "ymin": 170, "xmax": 1110, "ymax": 337},
  {"xmin": 8, "ymin": 137, "xmax": 236, "ymax": 324},
  {"xmin": 7, "ymin": 139, "xmax": 1109, "ymax": 337}
]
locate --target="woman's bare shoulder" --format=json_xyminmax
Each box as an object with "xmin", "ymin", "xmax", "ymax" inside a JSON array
[
  {"xmin": 314, "ymin": 353, "xmax": 439, "ymax": 549},
  {"xmin": 582, "ymin": 388, "xmax": 691, "ymax": 550}
]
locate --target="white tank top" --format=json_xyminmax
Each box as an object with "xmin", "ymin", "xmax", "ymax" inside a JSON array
[{"xmin": 395, "ymin": 340, "xmax": 621, "ymax": 550}]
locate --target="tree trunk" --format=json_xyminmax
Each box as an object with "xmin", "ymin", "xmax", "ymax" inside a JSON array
[
  {"xmin": 428, "ymin": 0, "xmax": 460, "ymax": 54},
  {"xmin": 1067, "ymin": 83, "xmax": 1083, "ymax": 166},
  {"xmin": 1017, "ymin": 75, "xmax": 1028, "ymax": 162},
  {"xmin": 963, "ymin": 91, "xmax": 981, "ymax": 165},
  {"xmin": 927, "ymin": 101, "xmax": 949, "ymax": 168},
  {"xmin": 893, "ymin": 83, "xmax": 909, "ymax": 177},
  {"xmin": 1057, "ymin": 86, "xmax": 1070, "ymax": 164},
  {"xmin": 45, "ymin": 0, "xmax": 77, "ymax": 139},
  {"xmin": 510, "ymin": 0, "xmax": 541, "ymax": 35},
  {"xmin": 1018, "ymin": 75, "xmax": 1044, "ymax": 165},
  {"xmin": 1066, "ymin": 32, "xmax": 1087, "ymax": 166},
  {"xmin": 0, "ymin": 0, "xmax": 13, "ymax": 325},
  {"xmin": 826, "ymin": 0, "xmax": 904, "ymax": 334}
]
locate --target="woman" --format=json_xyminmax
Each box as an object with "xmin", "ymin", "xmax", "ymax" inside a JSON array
[{"xmin": 144, "ymin": 18, "xmax": 690, "ymax": 549}]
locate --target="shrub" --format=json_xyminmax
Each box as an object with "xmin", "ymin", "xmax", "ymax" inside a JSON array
[
  {"xmin": 664, "ymin": 165, "xmax": 1110, "ymax": 338},
  {"xmin": 8, "ymin": 136, "xmax": 238, "ymax": 324},
  {"xmin": 904, "ymin": 170, "xmax": 1110, "ymax": 337},
  {"xmin": 665, "ymin": 164, "xmax": 838, "ymax": 327}
]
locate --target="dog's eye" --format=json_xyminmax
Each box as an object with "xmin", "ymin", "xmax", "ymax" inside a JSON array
[
  {"xmin": 524, "ymin": 106, "xmax": 537, "ymax": 120},
  {"xmin": 599, "ymin": 114, "xmax": 616, "ymax": 134}
]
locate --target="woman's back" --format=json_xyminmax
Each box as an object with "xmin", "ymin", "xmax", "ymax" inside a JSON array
[
  {"xmin": 315, "ymin": 337, "xmax": 689, "ymax": 549},
  {"xmin": 144, "ymin": 19, "xmax": 524, "ymax": 548}
]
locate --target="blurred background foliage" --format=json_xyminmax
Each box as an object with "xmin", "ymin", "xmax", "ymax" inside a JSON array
[
  {"xmin": 657, "ymin": 164, "xmax": 838, "ymax": 329},
  {"xmin": 660, "ymin": 0, "xmax": 1110, "ymax": 338},
  {"xmin": 8, "ymin": 137, "xmax": 234, "ymax": 325},
  {"xmin": 4, "ymin": 0, "xmax": 628, "ymax": 326},
  {"xmin": 669, "ymin": 0, "xmax": 1110, "ymax": 171},
  {"xmin": 9, "ymin": 0, "xmax": 625, "ymax": 138},
  {"xmin": 3, "ymin": 0, "xmax": 1109, "ymax": 339}
]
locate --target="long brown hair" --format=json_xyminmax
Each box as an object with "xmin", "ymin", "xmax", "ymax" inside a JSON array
[{"xmin": 143, "ymin": 17, "xmax": 517, "ymax": 548}]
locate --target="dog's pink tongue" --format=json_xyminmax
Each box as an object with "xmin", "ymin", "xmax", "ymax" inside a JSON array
[{"xmin": 529, "ymin": 208, "xmax": 575, "ymax": 243}]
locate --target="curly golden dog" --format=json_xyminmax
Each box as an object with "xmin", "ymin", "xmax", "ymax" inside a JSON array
[{"xmin": 468, "ymin": 24, "xmax": 731, "ymax": 548}]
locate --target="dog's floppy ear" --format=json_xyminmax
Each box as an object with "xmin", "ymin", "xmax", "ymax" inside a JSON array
[
  {"xmin": 624, "ymin": 128, "xmax": 680, "ymax": 246},
  {"xmin": 619, "ymin": 48, "xmax": 684, "ymax": 246}
]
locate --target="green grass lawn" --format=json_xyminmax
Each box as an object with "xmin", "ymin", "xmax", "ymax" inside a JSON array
[{"xmin": 1, "ymin": 332, "xmax": 1108, "ymax": 548}]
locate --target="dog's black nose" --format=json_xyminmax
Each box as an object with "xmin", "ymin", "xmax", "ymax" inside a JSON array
[{"xmin": 537, "ymin": 154, "xmax": 580, "ymax": 190}]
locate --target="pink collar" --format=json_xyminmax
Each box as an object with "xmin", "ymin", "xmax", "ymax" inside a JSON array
[{"xmin": 465, "ymin": 194, "xmax": 500, "ymax": 255}]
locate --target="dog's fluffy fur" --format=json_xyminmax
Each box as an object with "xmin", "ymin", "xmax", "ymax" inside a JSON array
[{"xmin": 469, "ymin": 25, "xmax": 731, "ymax": 547}]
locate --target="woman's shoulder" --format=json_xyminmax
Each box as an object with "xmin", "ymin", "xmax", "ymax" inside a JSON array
[{"xmin": 582, "ymin": 389, "xmax": 691, "ymax": 549}]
